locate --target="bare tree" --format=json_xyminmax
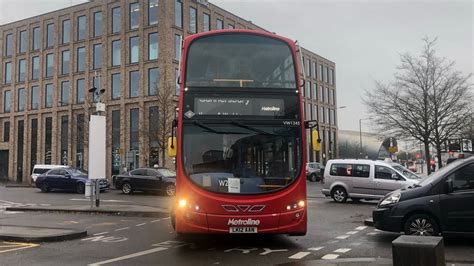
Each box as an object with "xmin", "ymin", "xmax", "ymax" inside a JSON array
[{"xmin": 363, "ymin": 37, "xmax": 473, "ymax": 174}]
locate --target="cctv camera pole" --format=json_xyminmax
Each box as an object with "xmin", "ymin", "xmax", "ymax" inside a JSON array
[{"xmin": 88, "ymin": 71, "xmax": 106, "ymax": 208}]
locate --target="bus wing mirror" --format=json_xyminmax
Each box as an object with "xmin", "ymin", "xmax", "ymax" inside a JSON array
[
  {"xmin": 312, "ymin": 130, "xmax": 321, "ymax": 152},
  {"xmin": 167, "ymin": 137, "xmax": 177, "ymax": 158}
]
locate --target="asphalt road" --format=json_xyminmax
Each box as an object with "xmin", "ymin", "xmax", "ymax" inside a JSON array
[{"xmin": 0, "ymin": 182, "xmax": 473, "ymax": 265}]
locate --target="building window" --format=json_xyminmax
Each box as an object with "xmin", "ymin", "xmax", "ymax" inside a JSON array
[
  {"xmin": 148, "ymin": 68, "xmax": 159, "ymax": 96},
  {"xmin": 319, "ymin": 64, "xmax": 323, "ymax": 81},
  {"xmin": 228, "ymin": 24, "xmax": 235, "ymax": 29},
  {"xmin": 4, "ymin": 62, "xmax": 12, "ymax": 84},
  {"xmin": 332, "ymin": 90, "xmax": 336, "ymax": 105},
  {"xmin": 16, "ymin": 120, "xmax": 24, "ymax": 182},
  {"xmin": 320, "ymin": 106, "xmax": 325, "ymax": 124},
  {"xmin": 312, "ymin": 61, "xmax": 316, "ymax": 79},
  {"xmin": 216, "ymin": 19, "xmax": 223, "ymax": 29},
  {"xmin": 31, "ymin": 85, "xmax": 39, "ymax": 110},
  {"xmin": 305, "ymin": 59, "xmax": 310, "ymax": 76},
  {"xmin": 175, "ymin": 0, "xmax": 183, "ymax": 28},
  {"xmin": 31, "ymin": 119, "xmax": 38, "ymax": 170},
  {"xmin": 32, "ymin": 27, "xmax": 40, "ymax": 50},
  {"xmin": 149, "ymin": 106, "xmax": 160, "ymax": 166},
  {"xmin": 130, "ymin": 2, "xmax": 140, "ymax": 30},
  {"xmin": 60, "ymin": 115, "xmax": 69, "ymax": 165},
  {"xmin": 306, "ymin": 82, "xmax": 311, "ymax": 99},
  {"xmin": 130, "ymin": 108, "xmax": 139, "ymax": 153},
  {"xmin": 45, "ymin": 117, "xmax": 52, "ymax": 164},
  {"xmin": 313, "ymin": 83, "xmax": 318, "ymax": 101},
  {"xmin": 5, "ymin": 34, "xmax": 13, "ymax": 56},
  {"xmin": 77, "ymin": 15, "xmax": 86, "ymax": 40},
  {"xmin": 112, "ymin": 7, "xmax": 121, "ymax": 33},
  {"xmin": 61, "ymin": 81, "xmax": 69, "ymax": 105},
  {"xmin": 93, "ymin": 11, "xmax": 102, "ymax": 37},
  {"xmin": 77, "ymin": 47, "xmax": 85, "ymax": 72},
  {"xmin": 189, "ymin": 7, "xmax": 197, "ymax": 33},
  {"xmin": 61, "ymin": 50, "xmax": 70, "ymax": 75},
  {"xmin": 203, "ymin": 13, "xmax": 210, "ymax": 32},
  {"xmin": 148, "ymin": 32, "xmax": 158, "ymax": 60},
  {"xmin": 324, "ymin": 66, "xmax": 328, "ymax": 83},
  {"xmin": 62, "ymin": 20, "xmax": 70, "ymax": 44},
  {"xmin": 329, "ymin": 69, "xmax": 334, "ymax": 85},
  {"xmin": 93, "ymin": 43, "xmax": 102, "ymax": 69},
  {"xmin": 46, "ymin": 53, "xmax": 54, "ymax": 77},
  {"xmin": 32, "ymin": 56, "xmax": 40, "ymax": 80},
  {"xmin": 112, "ymin": 110, "xmax": 121, "ymax": 175},
  {"xmin": 18, "ymin": 88, "xmax": 25, "ymax": 111},
  {"xmin": 174, "ymin": 34, "xmax": 181, "ymax": 60},
  {"xmin": 112, "ymin": 73, "xmax": 121, "ymax": 100},
  {"xmin": 3, "ymin": 121, "xmax": 10, "ymax": 142},
  {"xmin": 148, "ymin": 0, "xmax": 158, "ymax": 25},
  {"xmin": 76, "ymin": 114, "xmax": 84, "ymax": 168},
  {"xmin": 326, "ymin": 87, "xmax": 330, "ymax": 103},
  {"xmin": 18, "ymin": 59, "xmax": 26, "ymax": 82},
  {"xmin": 19, "ymin": 31, "xmax": 27, "ymax": 53},
  {"xmin": 3, "ymin": 91, "xmax": 11, "ymax": 113},
  {"xmin": 112, "ymin": 40, "xmax": 121, "ymax": 66},
  {"xmin": 45, "ymin": 84, "xmax": 53, "ymax": 108},
  {"xmin": 175, "ymin": 68, "xmax": 180, "ymax": 95},
  {"xmin": 46, "ymin": 23, "xmax": 54, "ymax": 48},
  {"xmin": 76, "ymin": 78, "xmax": 85, "ymax": 104},
  {"xmin": 129, "ymin": 71, "xmax": 139, "ymax": 98},
  {"xmin": 129, "ymin": 36, "xmax": 139, "ymax": 63},
  {"xmin": 326, "ymin": 107, "xmax": 330, "ymax": 125},
  {"xmin": 319, "ymin": 85, "xmax": 324, "ymax": 102}
]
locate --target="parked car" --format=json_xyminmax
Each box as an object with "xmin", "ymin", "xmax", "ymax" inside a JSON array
[
  {"xmin": 31, "ymin": 164, "xmax": 68, "ymax": 184},
  {"xmin": 114, "ymin": 167, "xmax": 176, "ymax": 196},
  {"xmin": 373, "ymin": 156, "xmax": 474, "ymax": 236},
  {"xmin": 36, "ymin": 167, "xmax": 109, "ymax": 194},
  {"xmin": 322, "ymin": 159, "xmax": 419, "ymax": 203},
  {"xmin": 306, "ymin": 162, "xmax": 325, "ymax": 182}
]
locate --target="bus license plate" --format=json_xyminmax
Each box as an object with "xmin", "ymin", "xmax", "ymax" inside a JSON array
[{"xmin": 229, "ymin": 227, "xmax": 258, "ymax": 233}]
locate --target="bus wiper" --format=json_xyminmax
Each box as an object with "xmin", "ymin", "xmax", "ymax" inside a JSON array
[
  {"xmin": 231, "ymin": 121, "xmax": 276, "ymax": 136},
  {"xmin": 193, "ymin": 121, "xmax": 244, "ymax": 135}
]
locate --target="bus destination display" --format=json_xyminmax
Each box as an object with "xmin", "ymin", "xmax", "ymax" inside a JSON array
[{"xmin": 194, "ymin": 97, "xmax": 285, "ymax": 116}]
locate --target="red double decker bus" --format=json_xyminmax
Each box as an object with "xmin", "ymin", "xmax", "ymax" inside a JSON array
[{"xmin": 169, "ymin": 30, "xmax": 314, "ymax": 235}]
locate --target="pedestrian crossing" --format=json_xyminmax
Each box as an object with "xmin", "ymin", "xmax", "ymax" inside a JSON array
[{"xmin": 0, "ymin": 200, "xmax": 49, "ymax": 215}]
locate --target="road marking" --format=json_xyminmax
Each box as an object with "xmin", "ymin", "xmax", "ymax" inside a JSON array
[
  {"xmin": 259, "ymin": 248, "xmax": 288, "ymax": 255},
  {"xmin": 336, "ymin": 235, "xmax": 349, "ymax": 239},
  {"xmin": 162, "ymin": 217, "xmax": 170, "ymax": 220},
  {"xmin": 150, "ymin": 219, "xmax": 162, "ymax": 223},
  {"xmin": 82, "ymin": 235, "xmax": 128, "ymax": 243},
  {"xmin": 334, "ymin": 248, "xmax": 351, "ymax": 253},
  {"xmin": 93, "ymin": 232, "xmax": 108, "ymax": 236},
  {"xmin": 88, "ymin": 247, "xmax": 168, "ymax": 265},
  {"xmin": 355, "ymin": 226, "xmax": 367, "ymax": 230},
  {"xmin": 115, "ymin": 227, "xmax": 130, "ymax": 232},
  {"xmin": 346, "ymin": 231, "xmax": 358, "ymax": 235},
  {"xmin": 349, "ymin": 242, "xmax": 362, "ymax": 247},
  {"xmin": 321, "ymin": 254, "xmax": 340, "ymax": 260},
  {"xmin": 135, "ymin": 223, "xmax": 147, "ymax": 227},
  {"xmin": 308, "ymin": 246, "xmax": 324, "ymax": 251},
  {"xmin": 0, "ymin": 242, "xmax": 39, "ymax": 254},
  {"xmin": 224, "ymin": 247, "xmax": 258, "ymax": 254},
  {"xmin": 366, "ymin": 232, "xmax": 378, "ymax": 236},
  {"xmin": 288, "ymin": 252, "xmax": 311, "ymax": 259}
]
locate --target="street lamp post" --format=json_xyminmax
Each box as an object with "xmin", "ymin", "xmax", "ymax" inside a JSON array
[{"xmin": 359, "ymin": 118, "xmax": 363, "ymax": 159}]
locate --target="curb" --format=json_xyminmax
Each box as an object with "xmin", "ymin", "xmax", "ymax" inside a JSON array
[
  {"xmin": 0, "ymin": 226, "xmax": 87, "ymax": 243},
  {"xmin": 5, "ymin": 207, "xmax": 169, "ymax": 218},
  {"xmin": 4, "ymin": 184, "xmax": 33, "ymax": 188},
  {"xmin": 364, "ymin": 217, "xmax": 374, "ymax": 226}
]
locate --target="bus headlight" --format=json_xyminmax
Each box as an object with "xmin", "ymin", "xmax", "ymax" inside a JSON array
[
  {"xmin": 178, "ymin": 199, "xmax": 187, "ymax": 208},
  {"xmin": 298, "ymin": 200, "xmax": 305, "ymax": 208},
  {"xmin": 286, "ymin": 200, "xmax": 305, "ymax": 211}
]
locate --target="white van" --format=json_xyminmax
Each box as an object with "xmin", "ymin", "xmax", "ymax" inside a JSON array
[
  {"xmin": 322, "ymin": 159, "xmax": 420, "ymax": 203},
  {"xmin": 31, "ymin": 164, "xmax": 68, "ymax": 183}
]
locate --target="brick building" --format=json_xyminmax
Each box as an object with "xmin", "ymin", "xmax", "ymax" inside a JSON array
[{"xmin": 0, "ymin": 0, "xmax": 337, "ymax": 183}]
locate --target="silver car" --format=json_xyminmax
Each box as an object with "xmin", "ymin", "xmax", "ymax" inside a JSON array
[{"xmin": 322, "ymin": 159, "xmax": 419, "ymax": 203}]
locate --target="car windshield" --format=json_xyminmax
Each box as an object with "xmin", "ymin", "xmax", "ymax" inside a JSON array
[
  {"xmin": 418, "ymin": 159, "xmax": 466, "ymax": 186},
  {"xmin": 157, "ymin": 169, "xmax": 176, "ymax": 177},
  {"xmin": 68, "ymin": 168, "xmax": 87, "ymax": 177},
  {"xmin": 182, "ymin": 123, "xmax": 302, "ymax": 194},
  {"xmin": 392, "ymin": 165, "xmax": 421, "ymax": 179}
]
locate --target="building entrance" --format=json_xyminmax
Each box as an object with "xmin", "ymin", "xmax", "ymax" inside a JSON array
[{"xmin": 0, "ymin": 150, "xmax": 9, "ymax": 180}]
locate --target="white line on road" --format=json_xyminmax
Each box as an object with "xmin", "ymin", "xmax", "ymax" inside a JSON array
[
  {"xmin": 115, "ymin": 227, "xmax": 130, "ymax": 232},
  {"xmin": 355, "ymin": 226, "xmax": 367, "ymax": 231},
  {"xmin": 321, "ymin": 254, "xmax": 340, "ymax": 260},
  {"xmin": 334, "ymin": 248, "xmax": 351, "ymax": 253},
  {"xmin": 307, "ymin": 247, "xmax": 324, "ymax": 251},
  {"xmin": 346, "ymin": 231, "xmax": 358, "ymax": 235},
  {"xmin": 136, "ymin": 223, "xmax": 147, "ymax": 227},
  {"xmin": 150, "ymin": 219, "xmax": 162, "ymax": 223},
  {"xmin": 88, "ymin": 247, "xmax": 168, "ymax": 266},
  {"xmin": 336, "ymin": 235, "xmax": 349, "ymax": 240},
  {"xmin": 93, "ymin": 232, "xmax": 108, "ymax": 236},
  {"xmin": 366, "ymin": 232, "xmax": 378, "ymax": 236},
  {"xmin": 162, "ymin": 217, "xmax": 170, "ymax": 220},
  {"xmin": 288, "ymin": 252, "xmax": 311, "ymax": 259}
]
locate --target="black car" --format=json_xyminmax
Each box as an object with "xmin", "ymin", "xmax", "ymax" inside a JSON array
[
  {"xmin": 373, "ymin": 156, "xmax": 474, "ymax": 236},
  {"xmin": 36, "ymin": 167, "xmax": 109, "ymax": 194},
  {"xmin": 113, "ymin": 167, "xmax": 176, "ymax": 196}
]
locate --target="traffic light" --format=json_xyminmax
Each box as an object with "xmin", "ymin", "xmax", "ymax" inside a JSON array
[{"xmin": 312, "ymin": 130, "xmax": 321, "ymax": 151}]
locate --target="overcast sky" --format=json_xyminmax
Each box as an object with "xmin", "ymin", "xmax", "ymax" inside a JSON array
[{"xmin": 1, "ymin": 0, "xmax": 472, "ymax": 132}]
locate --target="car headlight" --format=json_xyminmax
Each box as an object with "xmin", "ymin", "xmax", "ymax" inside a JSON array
[{"xmin": 379, "ymin": 192, "xmax": 401, "ymax": 207}]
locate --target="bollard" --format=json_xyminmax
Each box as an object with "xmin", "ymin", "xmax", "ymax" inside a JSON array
[{"xmin": 392, "ymin": 235, "xmax": 445, "ymax": 266}]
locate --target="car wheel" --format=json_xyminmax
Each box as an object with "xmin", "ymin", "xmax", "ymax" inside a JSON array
[
  {"xmin": 404, "ymin": 214, "xmax": 439, "ymax": 236},
  {"xmin": 331, "ymin": 187, "xmax": 348, "ymax": 203},
  {"xmin": 76, "ymin": 183, "xmax": 85, "ymax": 194},
  {"xmin": 41, "ymin": 182, "xmax": 49, "ymax": 193},
  {"xmin": 122, "ymin": 182, "xmax": 133, "ymax": 195},
  {"xmin": 310, "ymin": 174, "xmax": 317, "ymax": 182},
  {"xmin": 165, "ymin": 184, "xmax": 176, "ymax": 197}
]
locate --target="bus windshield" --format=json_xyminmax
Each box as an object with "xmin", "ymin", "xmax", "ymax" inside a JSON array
[
  {"xmin": 182, "ymin": 123, "xmax": 302, "ymax": 194},
  {"xmin": 185, "ymin": 33, "xmax": 296, "ymax": 89}
]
